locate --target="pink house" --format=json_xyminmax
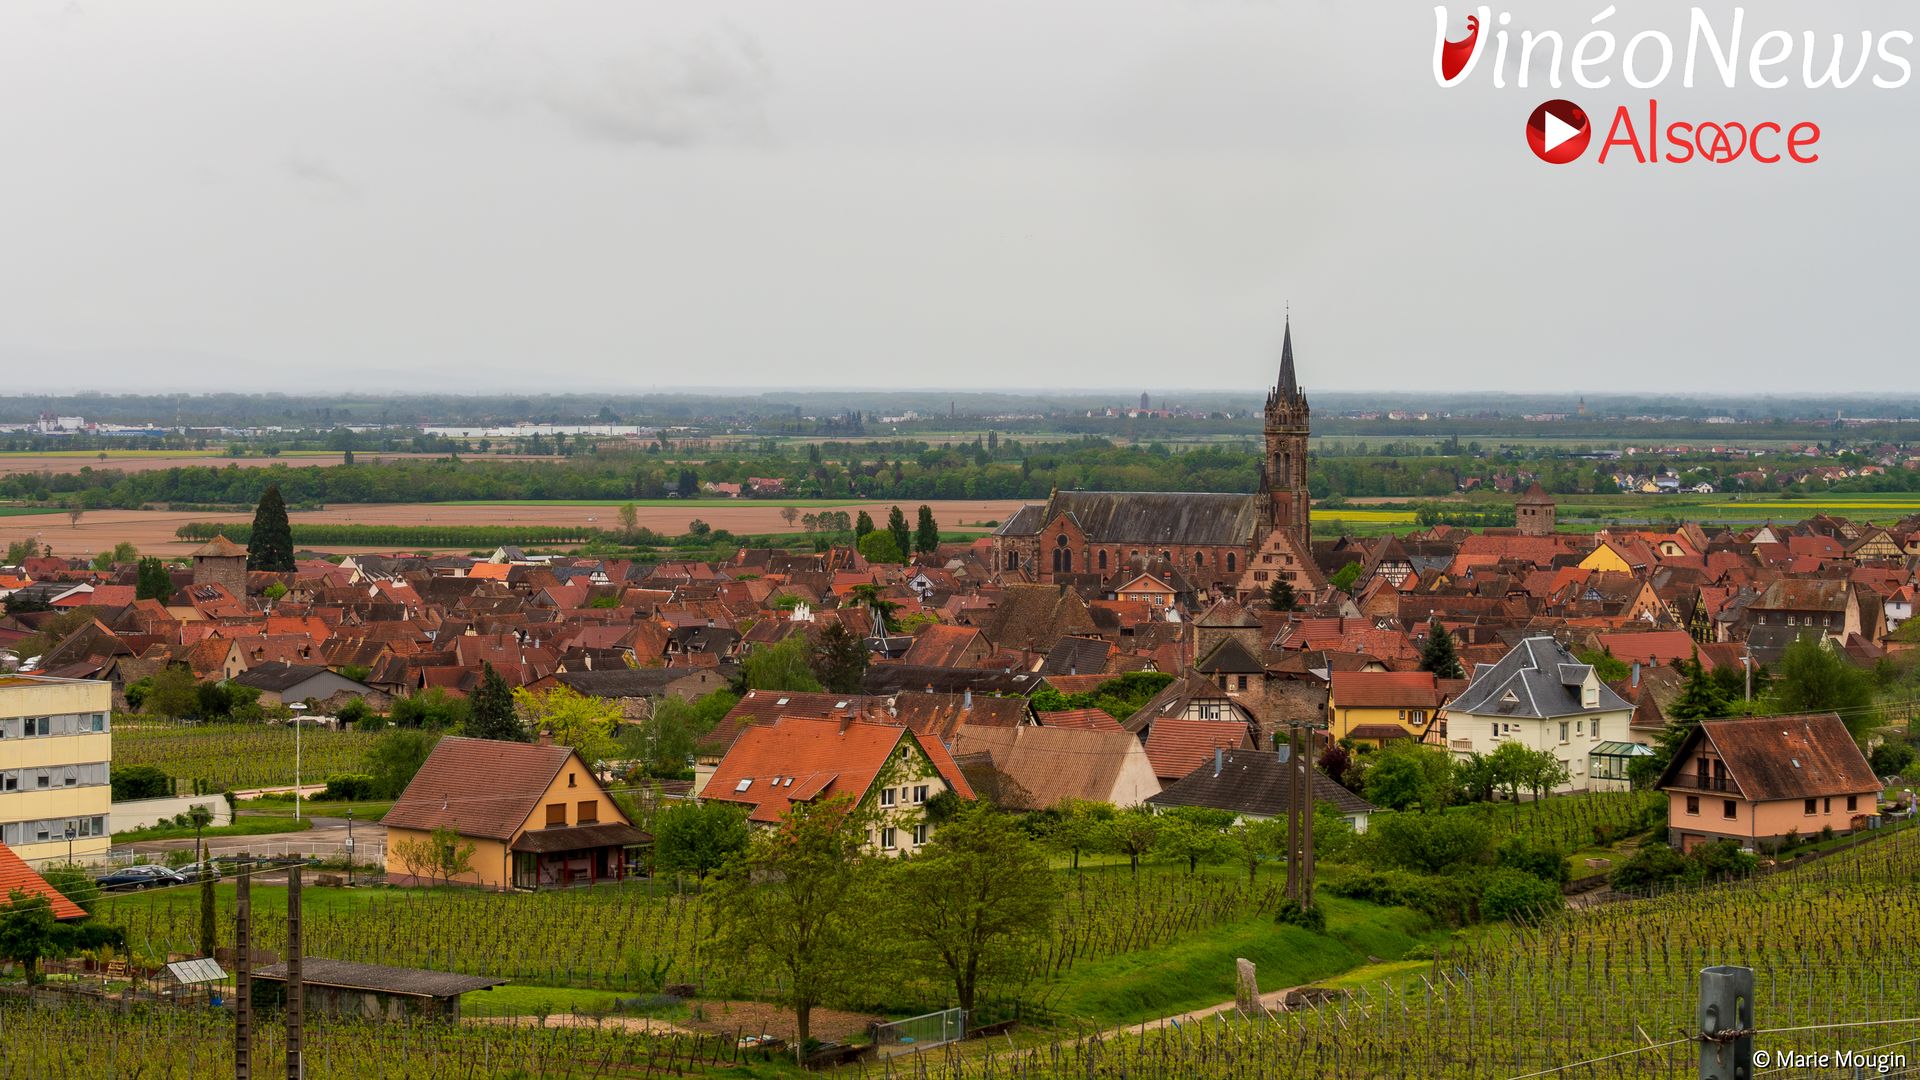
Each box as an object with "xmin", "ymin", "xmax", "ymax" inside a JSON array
[{"xmin": 1658, "ymin": 713, "xmax": 1881, "ymax": 853}]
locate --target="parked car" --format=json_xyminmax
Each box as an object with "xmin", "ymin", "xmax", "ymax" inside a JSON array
[
  {"xmin": 95, "ymin": 865, "xmax": 187, "ymax": 891},
  {"xmin": 175, "ymin": 861, "xmax": 223, "ymax": 883}
]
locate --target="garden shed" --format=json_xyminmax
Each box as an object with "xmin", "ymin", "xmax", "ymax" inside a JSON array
[{"xmin": 249, "ymin": 958, "xmax": 504, "ymax": 1022}]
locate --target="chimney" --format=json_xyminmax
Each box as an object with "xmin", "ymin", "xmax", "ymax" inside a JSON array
[
  {"xmin": 963, "ymin": 688, "xmax": 973, "ymax": 710},
  {"xmin": 1214, "ymin": 746, "xmax": 1224, "ymax": 777}
]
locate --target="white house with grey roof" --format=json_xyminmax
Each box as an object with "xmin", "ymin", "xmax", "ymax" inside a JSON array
[{"xmin": 1443, "ymin": 637, "xmax": 1639, "ymax": 793}]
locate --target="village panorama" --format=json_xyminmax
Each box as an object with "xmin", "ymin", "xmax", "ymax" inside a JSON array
[{"xmin": 2, "ymin": 332, "xmax": 1919, "ymax": 1078}]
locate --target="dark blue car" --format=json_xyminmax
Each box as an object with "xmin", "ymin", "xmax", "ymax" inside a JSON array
[{"xmin": 95, "ymin": 865, "xmax": 187, "ymax": 891}]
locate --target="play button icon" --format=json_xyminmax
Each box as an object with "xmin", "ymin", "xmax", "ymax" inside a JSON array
[{"xmin": 1526, "ymin": 100, "xmax": 1590, "ymax": 164}]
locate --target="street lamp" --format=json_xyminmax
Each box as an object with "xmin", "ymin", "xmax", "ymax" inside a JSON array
[
  {"xmin": 1739, "ymin": 650, "xmax": 1754, "ymax": 702},
  {"xmin": 289, "ymin": 703, "xmax": 308, "ymax": 821},
  {"xmin": 64, "ymin": 823, "xmax": 75, "ymax": 867}
]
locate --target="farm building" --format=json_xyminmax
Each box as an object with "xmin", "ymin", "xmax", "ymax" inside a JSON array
[{"xmin": 250, "ymin": 959, "xmax": 504, "ymax": 1022}]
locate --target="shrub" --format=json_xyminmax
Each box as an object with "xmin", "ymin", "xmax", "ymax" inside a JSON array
[
  {"xmin": 1275, "ymin": 899, "xmax": 1326, "ymax": 932},
  {"xmin": 38, "ymin": 865, "xmax": 101, "ymax": 914},
  {"xmin": 110, "ymin": 765, "xmax": 173, "ymax": 802},
  {"xmin": 1869, "ymin": 740, "xmax": 1916, "ymax": 777},
  {"xmin": 1685, "ymin": 838, "xmax": 1759, "ymax": 883},
  {"xmin": 1607, "ymin": 843, "xmax": 1687, "ymax": 892},
  {"xmin": 1320, "ymin": 867, "xmax": 1480, "ymax": 926},
  {"xmin": 1496, "ymin": 837, "xmax": 1571, "ymax": 885},
  {"xmin": 1479, "ymin": 867, "xmax": 1564, "ymax": 923},
  {"xmin": 1368, "ymin": 812, "xmax": 1493, "ymax": 874},
  {"xmin": 316, "ymin": 773, "xmax": 379, "ymax": 801}
]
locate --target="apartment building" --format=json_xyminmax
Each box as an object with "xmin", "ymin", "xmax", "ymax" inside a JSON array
[{"xmin": 0, "ymin": 675, "xmax": 112, "ymax": 864}]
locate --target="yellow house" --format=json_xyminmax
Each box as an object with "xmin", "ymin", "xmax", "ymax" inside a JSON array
[
  {"xmin": 1578, "ymin": 539, "xmax": 1639, "ymax": 574},
  {"xmin": 0, "ymin": 675, "xmax": 113, "ymax": 865},
  {"xmin": 383, "ymin": 737, "xmax": 649, "ymax": 890},
  {"xmin": 1326, "ymin": 670, "xmax": 1447, "ymax": 745}
]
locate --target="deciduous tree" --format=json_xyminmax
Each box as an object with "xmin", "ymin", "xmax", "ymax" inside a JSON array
[
  {"xmin": 886, "ymin": 505, "xmax": 911, "ymax": 564},
  {"xmin": 914, "ymin": 505, "xmax": 940, "ymax": 554},
  {"xmin": 652, "ymin": 800, "xmax": 750, "ymax": 880},
  {"xmin": 513, "ymin": 684, "xmax": 621, "ymax": 772},
  {"xmin": 880, "ymin": 804, "xmax": 1060, "ymax": 1012},
  {"xmin": 708, "ymin": 797, "xmax": 874, "ymax": 1060}
]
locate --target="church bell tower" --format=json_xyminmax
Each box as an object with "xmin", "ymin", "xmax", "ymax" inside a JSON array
[{"xmin": 1263, "ymin": 318, "xmax": 1311, "ymax": 551}]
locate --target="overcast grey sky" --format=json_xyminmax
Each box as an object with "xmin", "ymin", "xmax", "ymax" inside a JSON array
[{"xmin": 1, "ymin": 0, "xmax": 1914, "ymax": 394}]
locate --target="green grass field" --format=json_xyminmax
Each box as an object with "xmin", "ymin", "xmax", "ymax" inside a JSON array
[{"xmin": 111, "ymin": 814, "xmax": 309, "ymax": 844}]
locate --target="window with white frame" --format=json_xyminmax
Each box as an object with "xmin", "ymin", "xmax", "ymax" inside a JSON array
[
  {"xmin": 913, "ymin": 785, "xmax": 928, "ymax": 804},
  {"xmin": 880, "ymin": 787, "xmax": 897, "ymax": 807},
  {"xmin": 881, "ymin": 827, "xmax": 897, "ymax": 849},
  {"xmin": 913, "ymin": 824, "xmax": 928, "ymax": 845}
]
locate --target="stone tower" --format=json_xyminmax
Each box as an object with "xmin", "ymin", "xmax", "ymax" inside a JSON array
[
  {"xmin": 1516, "ymin": 482, "xmax": 1557, "ymax": 538},
  {"xmin": 1263, "ymin": 319, "xmax": 1311, "ymax": 551},
  {"xmin": 190, "ymin": 535, "xmax": 248, "ymax": 597}
]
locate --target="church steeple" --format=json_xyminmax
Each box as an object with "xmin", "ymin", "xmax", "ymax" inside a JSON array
[
  {"xmin": 1277, "ymin": 318, "xmax": 1298, "ymax": 399},
  {"xmin": 1262, "ymin": 316, "xmax": 1310, "ymax": 551}
]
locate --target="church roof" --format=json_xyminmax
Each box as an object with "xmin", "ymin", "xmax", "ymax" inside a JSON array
[{"xmin": 1040, "ymin": 491, "xmax": 1260, "ymax": 547}]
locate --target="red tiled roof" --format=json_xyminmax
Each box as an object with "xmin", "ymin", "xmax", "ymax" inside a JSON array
[
  {"xmin": 385, "ymin": 737, "xmax": 588, "ymax": 841},
  {"xmin": 0, "ymin": 844, "xmax": 86, "ymax": 920},
  {"xmin": 1329, "ymin": 670, "xmax": 1442, "ymax": 709},
  {"xmin": 1036, "ymin": 708, "xmax": 1125, "ymax": 734},
  {"xmin": 1593, "ymin": 630, "xmax": 1704, "ymax": 669},
  {"xmin": 705, "ymin": 716, "xmax": 975, "ymax": 824},
  {"xmin": 1142, "ymin": 717, "xmax": 1256, "ymax": 783}
]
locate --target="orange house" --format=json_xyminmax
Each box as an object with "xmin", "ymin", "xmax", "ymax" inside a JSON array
[
  {"xmin": 384, "ymin": 737, "xmax": 649, "ymax": 890},
  {"xmin": 1657, "ymin": 713, "xmax": 1881, "ymax": 852}
]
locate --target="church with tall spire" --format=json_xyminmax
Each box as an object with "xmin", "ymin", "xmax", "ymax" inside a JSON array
[
  {"xmin": 988, "ymin": 319, "xmax": 1324, "ymax": 604},
  {"xmin": 1263, "ymin": 318, "xmax": 1312, "ymax": 554}
]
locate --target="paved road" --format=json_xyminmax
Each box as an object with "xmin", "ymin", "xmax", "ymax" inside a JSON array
[{"xmin": 120, "ymin": 815, "xmax": 386, "ymax": 860}]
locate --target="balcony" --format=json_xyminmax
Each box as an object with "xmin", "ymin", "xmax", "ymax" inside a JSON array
[{"xmin": 1666, "ymin": 774, "xmax": 1737, "ymax": 794}]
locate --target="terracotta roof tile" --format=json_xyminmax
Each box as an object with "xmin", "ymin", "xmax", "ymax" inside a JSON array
[
  {"xmin": 384, "ymin": 737, "xmax": 584, "ymax": 841},
  {"xmin": 0, "ymin": 844, "xmax": 85, "ymax": 920}
]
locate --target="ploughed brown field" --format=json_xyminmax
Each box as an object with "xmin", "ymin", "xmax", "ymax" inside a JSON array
[
  {"xmin": 0, "ymin": 500, "xmax": 1028, "ymax": 556},
  {"xmin": 0, "ymin": 452, "xmax": 557, "ymax": 476}
]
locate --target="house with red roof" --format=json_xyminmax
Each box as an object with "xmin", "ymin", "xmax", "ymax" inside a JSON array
[
  {"xmin": 1326, "ymin": 670, "xmax": 1449, "ymax": 745},
  {"xmin": 703, "ymin": 715, "xmax": 974, "ymax": 855},
  {"xmin": 384, "ymin": 737, "xmax": 648, "ymax": 890},
  {"xmin": 1658, "ymin": 713, "xmax": 1880, "ymax": 852}
]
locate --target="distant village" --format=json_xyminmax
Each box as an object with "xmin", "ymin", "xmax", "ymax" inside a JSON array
[{"xmin": 2, "ymin": 325, "xmax": 1912, "ymax": 881}]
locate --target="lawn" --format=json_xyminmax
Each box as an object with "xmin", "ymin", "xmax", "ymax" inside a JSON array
[
  {"xmin": 110, "ymin": 814, "xmax": 309, "ymax": 844},
  {"xmin": 1041, "ymin": 895, "xmax": 1441, "ymax": 1027},
  {"xmin": 240, "ymin": 794, "xmax": 394, "ymax": 821}
]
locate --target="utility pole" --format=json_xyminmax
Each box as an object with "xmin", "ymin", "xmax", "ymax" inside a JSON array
[
  {"xmin": 1696, "ymin": 965, "xmax": 1753, "ymax": 1080},
  {"xmin": 234, "ymin": 853, "xmax": 252, "ymax": 1080},
  {"xmin": 286, "ymin": 864, "xmax": 304, "ymax": 1080},
  {"xmin": 1282, "ymin": 719, "xmax": 1320, "ymax": 907}
]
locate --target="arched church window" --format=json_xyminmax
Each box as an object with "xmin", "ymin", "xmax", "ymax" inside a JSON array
[
  {"xmin": 1226, "ymin": 553, "xmax": 1237, "ymax": 573},
  {"xmin": 1098, "ymin": 550, "xmax": 1108, "ymax": 570}
]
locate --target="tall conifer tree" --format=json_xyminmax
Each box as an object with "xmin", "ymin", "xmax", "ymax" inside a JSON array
[{"xmin": 247, "ymin": 484, "xmax": 295, "ymax": 572}]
